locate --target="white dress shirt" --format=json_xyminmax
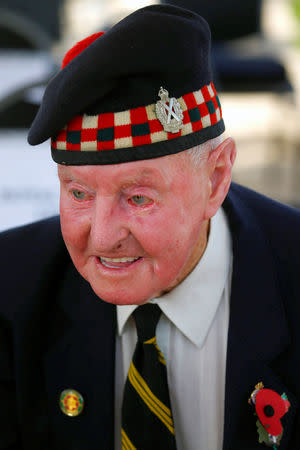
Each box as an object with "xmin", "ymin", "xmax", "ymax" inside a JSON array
[{"xmin": 114, "ymin": 207, "xmax": 232, "ymax": 450}]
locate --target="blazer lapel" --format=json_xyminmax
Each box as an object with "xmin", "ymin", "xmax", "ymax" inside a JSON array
[
  {"xmin": 222, "ymin": 187, "xmax": 298, "ymax": 450},
  {"xmin": 43, "ymin": 261, "xmax": 116, "ymax": 450}
]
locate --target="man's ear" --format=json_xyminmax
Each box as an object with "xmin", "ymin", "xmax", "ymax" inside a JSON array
[{"xmin": 203, "ymin": 137, "xmax": 236, "ymax": 220}]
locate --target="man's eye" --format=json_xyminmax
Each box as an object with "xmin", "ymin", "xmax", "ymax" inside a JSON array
[
  {"xmin": 72, "ymin": 190, "xmax": 86, "ymax": 201},
  {"xmin": 130, "ymin": 195, "xmax": 151, "ymax": 206}
]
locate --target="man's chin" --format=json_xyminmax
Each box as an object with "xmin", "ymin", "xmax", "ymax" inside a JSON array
[{"xmin": 89, "ymin": 284, "xmax": 150, "ymax": 306}]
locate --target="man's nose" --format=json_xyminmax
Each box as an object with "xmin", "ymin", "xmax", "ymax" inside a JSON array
[{"xmin": 89, "ymin": 197, "xmax": 130, "ymax": 253}]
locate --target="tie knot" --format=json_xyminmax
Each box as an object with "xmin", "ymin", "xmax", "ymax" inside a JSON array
[{"xmin": 133, "ymin": 303, "xmax": 161, "ymax": 342}]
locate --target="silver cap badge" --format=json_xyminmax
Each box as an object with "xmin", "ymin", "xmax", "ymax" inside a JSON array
[{"xmin": 155, "ymin": 87, "xmax": 183, "ymax": 133}]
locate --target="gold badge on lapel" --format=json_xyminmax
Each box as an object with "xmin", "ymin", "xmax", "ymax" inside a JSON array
[
  {"xmin": 249, "ymin": 382, "xmax": 290, "ymax": 448},
  {"xmin": 59, "ymin": 389, "xmax": 84, "ymax": 417}
]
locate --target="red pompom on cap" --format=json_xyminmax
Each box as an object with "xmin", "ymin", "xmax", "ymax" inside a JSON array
[{"xmin": 61, "ymin": 32, "xmax": 104, "ymax": 69}]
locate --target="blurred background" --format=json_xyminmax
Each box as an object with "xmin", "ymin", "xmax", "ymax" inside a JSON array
[{"xmin": 0, "ymin": 0, "xmax": 299, "ymax": 231}]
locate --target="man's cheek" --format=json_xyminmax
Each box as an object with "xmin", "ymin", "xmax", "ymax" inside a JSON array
[
  {"xmin": 152, "ymin": 234, "xmax": 186, "ymax": 269},
  {"xmin": 143, "ymin": 216, "xmax": 185, "ymax": 257},
  {"xmin": 60, "ymin": 217, "xmax": 87, "ymax": 252}
]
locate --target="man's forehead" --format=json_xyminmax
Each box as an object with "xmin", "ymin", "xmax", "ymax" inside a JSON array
[{"xmin": 57, "ymin": 159, "xmax": 174, "ymax": 187}]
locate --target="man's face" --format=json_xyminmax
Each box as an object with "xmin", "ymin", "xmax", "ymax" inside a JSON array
[{"xmin": 58, "ymin": 152, "xmax": 212, "ymax": 305}]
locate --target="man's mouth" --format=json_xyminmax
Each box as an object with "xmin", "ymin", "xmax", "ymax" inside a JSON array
[{"xmin": 98, "ymin": 256, "xmax": 141, "ymax": 269}]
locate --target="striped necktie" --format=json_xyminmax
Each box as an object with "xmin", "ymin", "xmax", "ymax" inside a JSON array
[{"xmin": 121, "ymin": 303, "xmax": 177, "ymax": 449}]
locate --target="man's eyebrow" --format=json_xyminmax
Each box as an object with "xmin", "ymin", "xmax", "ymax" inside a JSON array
[
  {"xmin": 121, "ymin": 169, "xmax": 164, "ymax": 187},
  {"xmin": 57, "ymin": 166, "xmax": 88, "ymax": 182}
]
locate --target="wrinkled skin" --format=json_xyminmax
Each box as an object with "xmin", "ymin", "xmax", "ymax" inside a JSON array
[{"xmin": 58, "ymin": 138, "xmax": 236, "ymax": 305}]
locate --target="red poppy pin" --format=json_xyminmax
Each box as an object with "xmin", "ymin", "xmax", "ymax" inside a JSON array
[{"xmin": 249, "ymin": 382, "xmax": 290, "ymax": 448}]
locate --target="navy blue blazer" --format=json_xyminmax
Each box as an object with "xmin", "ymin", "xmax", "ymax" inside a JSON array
[{"xmin": 0, "ymin": 183, "xmax": 300, "ymax": 450}]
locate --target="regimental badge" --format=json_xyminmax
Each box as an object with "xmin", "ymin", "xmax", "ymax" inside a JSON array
[
  {"xmin": 155, "ymin": 87, "xmax": 183, "ymax": 133},
  {"xmin": 59, "ymin": 389, "xmax": 84, "ymax": 417},
  {"xmin": 249, "ymin": 382, "xmax": 290, "ymax": 448}
]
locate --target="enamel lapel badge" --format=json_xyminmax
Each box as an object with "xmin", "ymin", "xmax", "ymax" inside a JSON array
[
  {"xmin": 59, "ymin": 389, "xmax": 84, "ymax": 417},
  {"xmin": 155, "ymin": 87, "xmax": 183, "ymax": 133},
  {"xmin": 249, "ymin": 382, "xmax": 290, "ymax": 448}
]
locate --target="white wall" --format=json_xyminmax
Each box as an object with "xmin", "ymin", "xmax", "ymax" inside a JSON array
[{"xmin": 0, "ymin": 131, "xmax": 59, "ymax": 232}]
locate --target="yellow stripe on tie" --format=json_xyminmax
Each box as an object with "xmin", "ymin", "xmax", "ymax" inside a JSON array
[
  {"xmin": 130, "ymin": 362, "xmax": 171, "ymax": 417},
  {"xmin": 121, "ymin": 437, "xmax": 130, "ymax": 450},
  {"xmin": 158, "ymin": 355, "xmax": 166, "ymax": 365},
  {"xmin": 144, "ymin": 337, "xmax": 156, "ymax": 344},
  {"xmin": 128, "ymin": 362, "xmax": 175, "ymax": 434},
  {"xmin": 154, "ymin": 342, "xmax": 166, "ymax": 365},
  {"xmin": 121, "ymin": 428, "xmax": 137, "ymax": 450},
  {"xmin": 144, "ymin": 336, "xmax": 166, "ymax": 365},
  {"xmin": 129, "ymin": 367, "xmax": 174, "ymax": 435},
  {"xmin": 121, "ymin": 431, "xmax": 130, "ymax": 450}
]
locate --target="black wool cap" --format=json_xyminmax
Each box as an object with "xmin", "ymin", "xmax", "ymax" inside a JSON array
[{"xmin": 28, "ymin": 4, "xmax": 225, "ymax": 165}]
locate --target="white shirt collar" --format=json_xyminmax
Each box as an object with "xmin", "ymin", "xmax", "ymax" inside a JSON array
[{"xmin": 117, "ymin": 207, "xmax": 232, "ymax": 348}]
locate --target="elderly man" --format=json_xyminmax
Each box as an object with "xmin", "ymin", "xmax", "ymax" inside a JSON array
[{"xmin": 0, "ymin": 4, "xmax": 300, "ymax": 450}]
